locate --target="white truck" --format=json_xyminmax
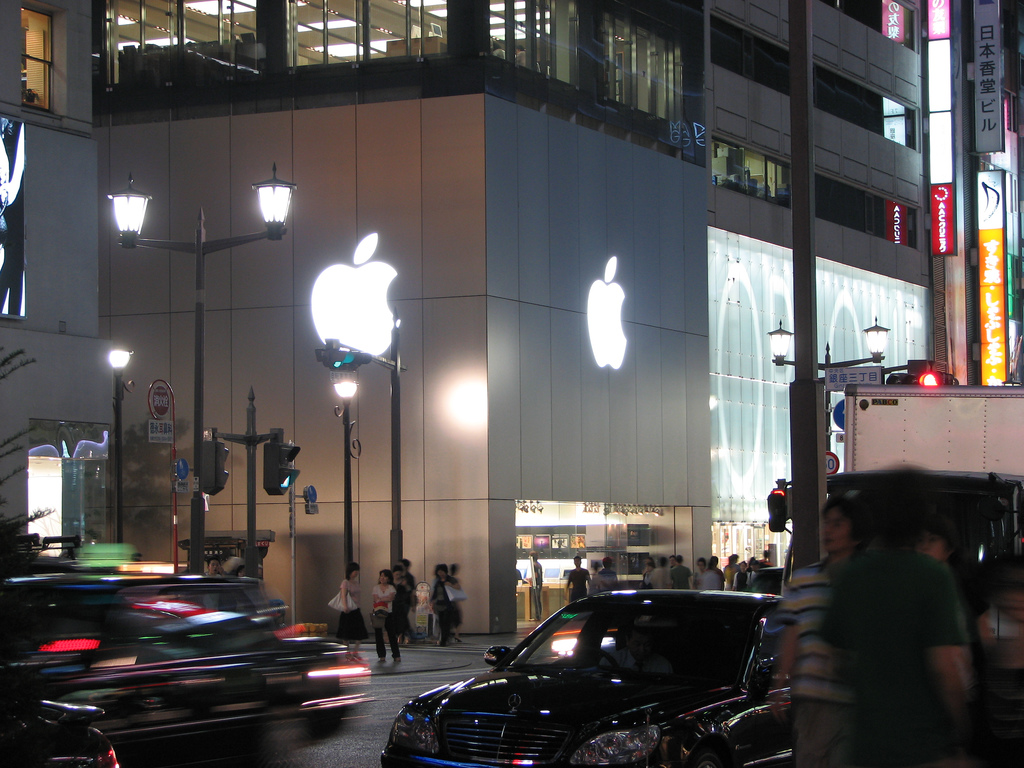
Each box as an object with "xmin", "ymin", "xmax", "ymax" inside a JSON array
[
  {"xmin": 842, "ymin": 384, "xmax": 1024, "ymax": 474},
  {"xmin": 828, "ymin": 384, "xmax": 1024, "ymax": 563}
]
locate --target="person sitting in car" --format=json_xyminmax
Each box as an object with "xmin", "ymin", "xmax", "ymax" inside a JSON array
[{"xmin": 603, "ymin": 622, "xmax": 672, "ymax": 673}]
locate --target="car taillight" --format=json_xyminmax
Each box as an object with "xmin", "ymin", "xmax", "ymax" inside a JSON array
[
  {"xmin": 95, "ymin": 743, "xmax": 119, "ymax": 768},
  {"xmin": 37, "ymin": 638, "xmax": 101, "ymax": 653}
]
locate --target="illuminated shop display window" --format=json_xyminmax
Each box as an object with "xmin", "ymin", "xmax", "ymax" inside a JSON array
[{"xmin": 707, "ymin": 228, "xmax": 928, "ymax": 519}]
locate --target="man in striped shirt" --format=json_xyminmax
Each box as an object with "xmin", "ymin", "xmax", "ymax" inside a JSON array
[{"xmin": 769, "ymin": 491, "xmax": 872, "ymax": 768}]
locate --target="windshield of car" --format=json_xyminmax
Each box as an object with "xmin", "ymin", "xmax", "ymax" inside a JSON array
[{"xmin": 505, "ymin": 601, "xmax": 760, "ymax": 686}]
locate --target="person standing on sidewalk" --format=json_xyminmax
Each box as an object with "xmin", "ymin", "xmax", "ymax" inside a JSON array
[
  {"xmin": 371, "ymin": 569, "xmax": 402, "ymax": 663},
  {"xmin": 770, "ymin": 491, "xmax": 871, "ymax": 768},
  {"xmin": 335, "ymin": 562, "xmax": 368, "ymax": 660},
  {"xmin": 430, "ymin": 563, "xmax": 454, "ymax": 646}
]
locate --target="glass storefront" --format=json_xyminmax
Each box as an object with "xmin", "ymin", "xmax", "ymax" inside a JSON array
[
  {"xmin": 708, "ymin": 228, "xmax": 930, "ymax": 521},
  {"xmin": 514, "ymin": 499, "xmax": 675, "ymax": 618},
  {"xmin": 26, "ymin": 420, "xmax": 109, "ymax": 546}
]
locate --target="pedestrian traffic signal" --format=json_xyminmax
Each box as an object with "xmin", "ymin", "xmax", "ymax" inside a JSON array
[
  {"xmin": 263, "ymin": 429, "xmax": 300, "ymax": 495},
  {"xmin": 315, "ymin": 343, "xmax": 373, "ymax": 370},
  {"xmin": 201, "ymin": 438, "xmax": 229, "ymax": 495},
  {"xmin": 767, "ymin": 485, "xmax": 789, "ymax": 532}
]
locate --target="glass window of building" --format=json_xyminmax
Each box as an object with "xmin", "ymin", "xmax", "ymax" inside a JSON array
[
  {"xmin": 26, "ymin": 420, "xmax": 109, "ymax": 547},
  {"xmin": 295, "ymin": 0, "xmax": 448, "ymax": 64},
  {"xmin": 710, "ymin": 138, "xmax": 791, "ymax": 206},
  {"xmin": 22, "ymin": 8, "xmax": 51, "ymax": 109}
]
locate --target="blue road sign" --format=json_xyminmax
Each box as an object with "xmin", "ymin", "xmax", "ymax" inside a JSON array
[{"xmin": 176, "ymin": 458, "xmax": 190, "ymax": 480}]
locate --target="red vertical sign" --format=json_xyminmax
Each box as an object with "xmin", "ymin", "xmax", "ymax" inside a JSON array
[
  {"xmin": 886, "ymin": 200, "xmax": 905, "ymax": 244},
  {"xmin": 930, "ymin": 184, "xmax": 955, "ymax": 255}
]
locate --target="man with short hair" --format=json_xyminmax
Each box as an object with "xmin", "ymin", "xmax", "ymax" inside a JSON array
[
  {"xmin": 566, "ymin": 555, "xmax": 590, "ymax": 603},
  {"xmin": 723, "ymin": 554, "xmax": 740, "ymax": 591},
  {"xmin": 594, "ymin": 556, "xmax": 619, "ymax": 593},
  {"xmin": 669, "ymin": 555, "xmax": 692, "ymax": 589},
  {"xmin": 821, "ymin": 472, "xmax": 969, "ymax": 768}
]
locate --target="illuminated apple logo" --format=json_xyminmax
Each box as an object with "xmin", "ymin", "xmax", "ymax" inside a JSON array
[
  {"xmin": 311, "ymin": 233, "xmax": 397, "ymax": 356},
  {"xmin": 587, "ymin": 256, "xmax": 627, "ymax": 369}
]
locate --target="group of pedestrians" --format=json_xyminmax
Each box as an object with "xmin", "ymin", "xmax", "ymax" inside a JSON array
[
  {"xmin": 771, "ymin": 470, "xmax": 1024, "ymax": 768},
  {"xmin": 333, "ymin": 559, "xmax": 466, "ymax": 660}
]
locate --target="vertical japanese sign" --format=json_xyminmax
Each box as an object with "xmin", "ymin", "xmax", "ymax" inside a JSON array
[
  {"xmin": 978, "ymin": 171, "xmax": 1007, "ymax": 384},
  {"xmin": 974, "ymin": 0, "xmax": 1004, "ymax": 154},
  {"xmin": 929, "ymin": 0, "xmax": 951, "ymax": 39},
  {"xmin": 882, "ymin": 1, "xmax": 906, "ymax": 43},
  {"xmin": 886, "ymin": 201, "xmax": 906, "ymax": 244},
  {"xmin": 931, "ymin": 184, "xmax": 955, "ymax": 255}
]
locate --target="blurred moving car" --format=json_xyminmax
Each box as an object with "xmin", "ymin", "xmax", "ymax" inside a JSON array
[
  {"xmin": 383, "ymin": 591, "xmax": 790, "ymax": 768},
  {"xmin": 39, "ymin": 700, "xmax": 119, "ymax": 768},
  {"xmin": 4, "ymin": 573, "xmax": 368, "ymax": 768}
]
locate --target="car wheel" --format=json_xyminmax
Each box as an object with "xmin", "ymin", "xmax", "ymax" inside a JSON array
[{"xmin": 688, "ymin": 748, "xmax": 725, "ymax": 768}]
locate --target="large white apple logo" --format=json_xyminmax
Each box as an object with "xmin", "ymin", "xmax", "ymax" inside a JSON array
[
  {"xmin": 311, "ymin": 233, "xmax": 397, "ymax": 356},
  {"xmin": 587, "ymin": 256, "xmax": 627, "ymax": 369}
]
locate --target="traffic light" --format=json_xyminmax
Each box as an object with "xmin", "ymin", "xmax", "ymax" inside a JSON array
[
  {"xmin": 315, "ymin": 343, "xmax": 373, "ymax": 370},
  {"xmin": 263, "ymin": 429, "xmax": 300, "ymax": 495},
  {"xmin": 885, "ymin": 360, "xmax": 958, "ymax": 386},
  {"xmin": 201, "ymin": 438, "xmax": 229, "ymax": 495},
  {"xmin": 767, "ymin": 483, "xmax": 789, "ymax": 533}
]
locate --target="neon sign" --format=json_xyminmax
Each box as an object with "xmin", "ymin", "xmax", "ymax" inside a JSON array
[
  {"xmin": 930, "ymin": 184, "xmax": 955, "ymax": 255},
  {"xmin": 978, "ymin": 171, "xmax": 1007, "ymax": 384}
]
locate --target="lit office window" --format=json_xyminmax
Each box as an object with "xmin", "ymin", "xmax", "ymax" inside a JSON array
[
  {"xmin": 710, "ymin": 138, "xmax": 792, "ymax": 207},
  {"xmin": 22, "ymin": 8, "xmax": 51, "ymax": 109},
  {"xmin": 296, "ymin": 0, "xmax": 447, "ymax": 65}
]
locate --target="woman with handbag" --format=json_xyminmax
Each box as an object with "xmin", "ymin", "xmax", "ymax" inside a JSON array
[
  {"xmin": 371, "ymin": 569, "xmax": 402, "ymax": 662},
  {"xmin": 334, "ymin": 562, "xmax": 368, "ymax": 660}
]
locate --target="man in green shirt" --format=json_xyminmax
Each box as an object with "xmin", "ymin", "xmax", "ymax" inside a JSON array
[
  {"xmin": 821, "ymin": 473, "xmax": 969, "ymax": 768},
  {"xmin": 669, "ymin": 555, "xmax": 692, "ymax": 589}
]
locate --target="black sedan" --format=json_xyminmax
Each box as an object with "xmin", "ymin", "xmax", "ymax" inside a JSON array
[
  {"xmin": 4, "ymin": 573, "xmax": 369, "ymax": 768},
  {"xmin": 382, "ymin": 591, "xmax": 790, "ymax": 768}
]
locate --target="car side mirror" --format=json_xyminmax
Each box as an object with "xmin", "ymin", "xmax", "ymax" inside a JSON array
[
  {"xmin": 747, "ymin": 660, "xmax": 773, "ymax": 698},
  {"xmin": 484, "ymin": 645, "xmax": 512, "ymax": 666}
]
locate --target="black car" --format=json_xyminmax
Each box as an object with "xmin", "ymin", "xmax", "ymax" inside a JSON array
[
  {"xmin": 383, "ymin": 591, "xmax": 790, "ymax": 768},
  {"xmin": 4, "ymin": 573, "xmax": 369, "ymax": 768},
  {"xmin": 39, "ymin": 700, "xmax": 119, "ymax": 768}
]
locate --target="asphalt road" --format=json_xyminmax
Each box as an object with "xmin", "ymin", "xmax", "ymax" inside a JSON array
[{"xmin": 273, "ymin": 631, "xmax": 529, "ymax": 768}]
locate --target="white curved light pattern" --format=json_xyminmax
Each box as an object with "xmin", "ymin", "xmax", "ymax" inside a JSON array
[
  {"xmin": 708, "ymin": 228, "xmax": 928, "ymax": 520},
  {"xmin": 447, "ymin": 379, "xmax": 488, "ymax": 428},
  {"xmin": 587, "ymin": 257, "xmax": 628, "ymax": 369},
  {"xmin": 311, "ymin": 233, "xmax": 398, "ymax": 356}
]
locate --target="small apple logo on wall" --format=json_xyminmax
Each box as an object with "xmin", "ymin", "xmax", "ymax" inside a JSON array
[
  {"xmin": 587, "ymin": 256, "xmax": 627, "ymax": 369},
  {"xmin": 311, "ymin": 233, "xmax": 398, "ymax": 356}
]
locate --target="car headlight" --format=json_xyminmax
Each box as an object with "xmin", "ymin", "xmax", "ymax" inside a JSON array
[
  {"xmin": 569, "ymin": 725, "xmax": 661, "ymax": 765},
  {"xmin": 390, "ymin": 709, "xmax": 439, "ymax": 754}
]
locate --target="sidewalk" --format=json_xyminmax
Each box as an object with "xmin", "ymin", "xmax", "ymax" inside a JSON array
[{"xmin": 363, "ymin": 624, "xmax": 536, "ymax": 676}]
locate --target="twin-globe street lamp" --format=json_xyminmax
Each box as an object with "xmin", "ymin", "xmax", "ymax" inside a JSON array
[
  {"xmin": 109, "ymin": 348, "xmax": 133, "ymax": 544},
  {"xmin": 768, "ymin": 318, "xmax": 890, "ymax": 370},
  {"xmin": 109, "ymin": 166, "xmax": 296, "ymax": 574}
]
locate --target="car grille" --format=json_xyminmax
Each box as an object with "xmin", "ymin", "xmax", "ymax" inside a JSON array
[{"xmin": 444, "ymin": 716, "xmax": 572, "ymax": 765}]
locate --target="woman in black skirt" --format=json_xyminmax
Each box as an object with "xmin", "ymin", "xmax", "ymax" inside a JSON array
[{"xmin": 335, "ymin": 562, "xmax": 368, "ymax": 660}]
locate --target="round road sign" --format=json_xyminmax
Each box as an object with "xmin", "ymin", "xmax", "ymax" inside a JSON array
[
  {"xmin": 825, "ymin": 451, "xmax": 840, "ymax": 475},
  {"xmin": 148, "ymin": 380, "xmax": 173, "ymax": 420}
]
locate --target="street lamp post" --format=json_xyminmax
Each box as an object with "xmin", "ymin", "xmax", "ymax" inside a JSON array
[
  {"xmin": 109, "ymin": 166, "xmax": 295, "ymax": 574},
  {"xmin": 109, "ymin": 348, "xmax": 132, "ymax": 543},
  {"xmin": 333, "ymin": 370, "xmax": 358, "ymax": 565}
]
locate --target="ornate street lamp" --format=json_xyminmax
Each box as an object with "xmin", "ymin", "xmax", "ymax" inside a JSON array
[{"xmin": 109, "ymin": 166, "xmax": 295, "ymax": 574}]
